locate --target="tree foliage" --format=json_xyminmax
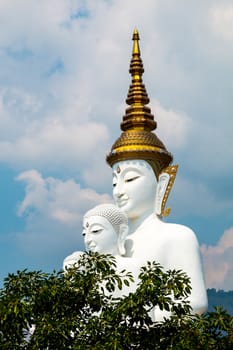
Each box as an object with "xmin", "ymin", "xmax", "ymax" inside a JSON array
[{"xmin": 0, "ymin": 252, "xmax": 232, "ymax": 349}]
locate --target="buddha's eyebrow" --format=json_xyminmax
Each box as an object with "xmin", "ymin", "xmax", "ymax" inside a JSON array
[
  {"xmin": 113, "ymin": 167, "xmax": 142, "ymax": 177},
  {"xmin": 122, "ymin": 167, "xmax": 142, "ymax": 175}
]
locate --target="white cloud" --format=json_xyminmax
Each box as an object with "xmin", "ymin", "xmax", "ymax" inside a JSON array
[
  {"xmin": 0, "ymin": 0, "xmax": 72, "ymax": 49},
  {"xmin": 151, "ymin": 99, "xmax": 192, "ymax": 150},
  {"xmin": 209, "ymin": 3, "xmax": 233, "ymax": 41},
  {"xmin": 201, "ymin": 228, "xmax": 233, "ymax": 290},
  {"xmin": 15, "ymin": 170, "xmax": 112, "ymax": 259},
  {"xmin": 17, "ymin": 169, "xmax": 112, "ymax": 222},
  {"xmin": 0, "ymin": 118, "xmax": 109, "ymax": 171},
  {"xmin": 0, "ymin": 0, "xmax": 231, "ymax": 187}
]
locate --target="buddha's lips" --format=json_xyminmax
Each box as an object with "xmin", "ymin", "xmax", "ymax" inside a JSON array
[{"xmin": 87, "ymin": 243, "xmax": 97, "ymax": 251}]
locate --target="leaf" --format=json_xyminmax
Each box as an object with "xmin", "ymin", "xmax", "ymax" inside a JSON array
[{"xmin": 123, "ymin": 279, "xmax": 130, "ymax": 287}]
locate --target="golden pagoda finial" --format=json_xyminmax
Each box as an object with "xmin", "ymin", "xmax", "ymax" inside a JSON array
[
  {"xmin": 121, "ymin": 29, "xmax": 156, "ymax": 132},
  {"xmin": 106, "ymin": 30, "xmax": 174, "ymax": 182},
  {"xmin": 132, "ymin": 28, "xmax": 140, "ymax": 55}
]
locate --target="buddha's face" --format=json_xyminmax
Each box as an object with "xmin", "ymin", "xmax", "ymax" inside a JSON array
[
  {"xmin": 82, "ymin": 215, "xmax": 118, "ymax": 255},
  {"xmin": 112, "ymin": 160, "xmax": 157, "ymax": 220}
]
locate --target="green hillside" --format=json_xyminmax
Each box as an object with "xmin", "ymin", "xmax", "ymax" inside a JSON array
[{"xmin": 207, "ymin": 289, "xmax": 233, "ymax": 315}]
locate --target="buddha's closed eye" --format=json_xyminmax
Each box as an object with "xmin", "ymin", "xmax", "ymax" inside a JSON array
[
  {"xmin": 91, "ymin": 229, "xmax": 103, "ymax": 234},
  {"xmin": 125, "ymin": 176, "xmax": 140, "ymax": 183}
]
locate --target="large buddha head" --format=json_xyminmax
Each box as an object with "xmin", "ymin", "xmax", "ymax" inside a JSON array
[
  {"xmin": 112, "ymin": 159, "xmax": 156, "ymax": 221},
  {"xmin": 106, "ymin": 30, "xmax": 177, "ymax": 219}
]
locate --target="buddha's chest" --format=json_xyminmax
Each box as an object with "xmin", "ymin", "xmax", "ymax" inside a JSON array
[{"xmin": 128, "ymin": 226, "xmax": 169, "ymax": 267}]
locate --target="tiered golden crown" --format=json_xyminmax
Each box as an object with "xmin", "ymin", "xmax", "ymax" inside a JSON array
[{"xmin": 106, "ymin": 29, "xmax": 173, "ymax": 179}]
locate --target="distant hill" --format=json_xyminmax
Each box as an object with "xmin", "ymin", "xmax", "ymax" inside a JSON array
[{"xmin": 207, "ymin": 289, "xmax": 233, "ymax": 315}]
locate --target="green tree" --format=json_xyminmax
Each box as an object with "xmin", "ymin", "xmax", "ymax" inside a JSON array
[{"xmin": 0, "ymin": 252, "xmax": 232, "ymax": 349}]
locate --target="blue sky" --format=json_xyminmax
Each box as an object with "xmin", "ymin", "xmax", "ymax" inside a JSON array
[{"xmin": 0, "ymin": 0, "xmax": 232, "ymax": 290}]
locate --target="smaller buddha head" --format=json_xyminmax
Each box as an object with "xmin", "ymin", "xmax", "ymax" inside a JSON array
[{"xmin": 82, "ymin": 204, "xmax": 128, "ymax": 256}]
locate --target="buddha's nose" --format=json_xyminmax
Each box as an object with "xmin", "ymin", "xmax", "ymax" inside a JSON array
[
  {"xmin": 84, "ymin": 234, "xmax": 91, "ymax": 245},
  {"xmin": 114, "ymin": 182, "xmax": 125, "ymax": 198}
]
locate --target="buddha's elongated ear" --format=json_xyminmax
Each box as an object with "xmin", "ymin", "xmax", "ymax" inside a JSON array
[
  {"xmin": 155, "ymin": 165, "xmax": 178, "ymax": 217},
  {"xmin": 117, "ymin": 223, "xmax": 128, "ymax": 256}
]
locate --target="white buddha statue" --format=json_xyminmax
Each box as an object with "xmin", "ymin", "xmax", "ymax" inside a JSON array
[
  {"xmin": 63, "ymin": 203, "xmax": 140, "ymax": 298},
  {"xmin": 111, "ymin": 160, "xmax": 208, "ymax": 320},
  {"xmin": 82, "ymin": 203, "xmax": 128, "ymax": 257},
  {"xmin": 106, "ymin": 30, "xmax": 208, "ymax": 320},
  {"xmin": 63, "ymin": 203, "xmax": 128, "ymax": 269}
]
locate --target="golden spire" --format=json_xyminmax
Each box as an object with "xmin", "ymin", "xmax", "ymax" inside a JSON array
[
  {"xmin": 121, "ymin": 29, "xmax": 156, "ymax": 132},
  {"xmin": 106, "ymin": 30, "xmax": 173, "ymax": 179}
]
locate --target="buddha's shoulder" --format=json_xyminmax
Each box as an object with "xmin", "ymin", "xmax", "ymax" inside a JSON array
[
  {"xmin": 147, "ymin": 217, "xmax": 198, "ymax": 242},
  {"xmin": 160, "ymin": 221, "xmax": 199, "ymax": 245},
  {"xmin": 64, "ymin": 250, "xmax": 84, "ymax": 261},
  {"xmin": 63, "ymin": 250, "xmax": 84, "ymax": 269}
]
